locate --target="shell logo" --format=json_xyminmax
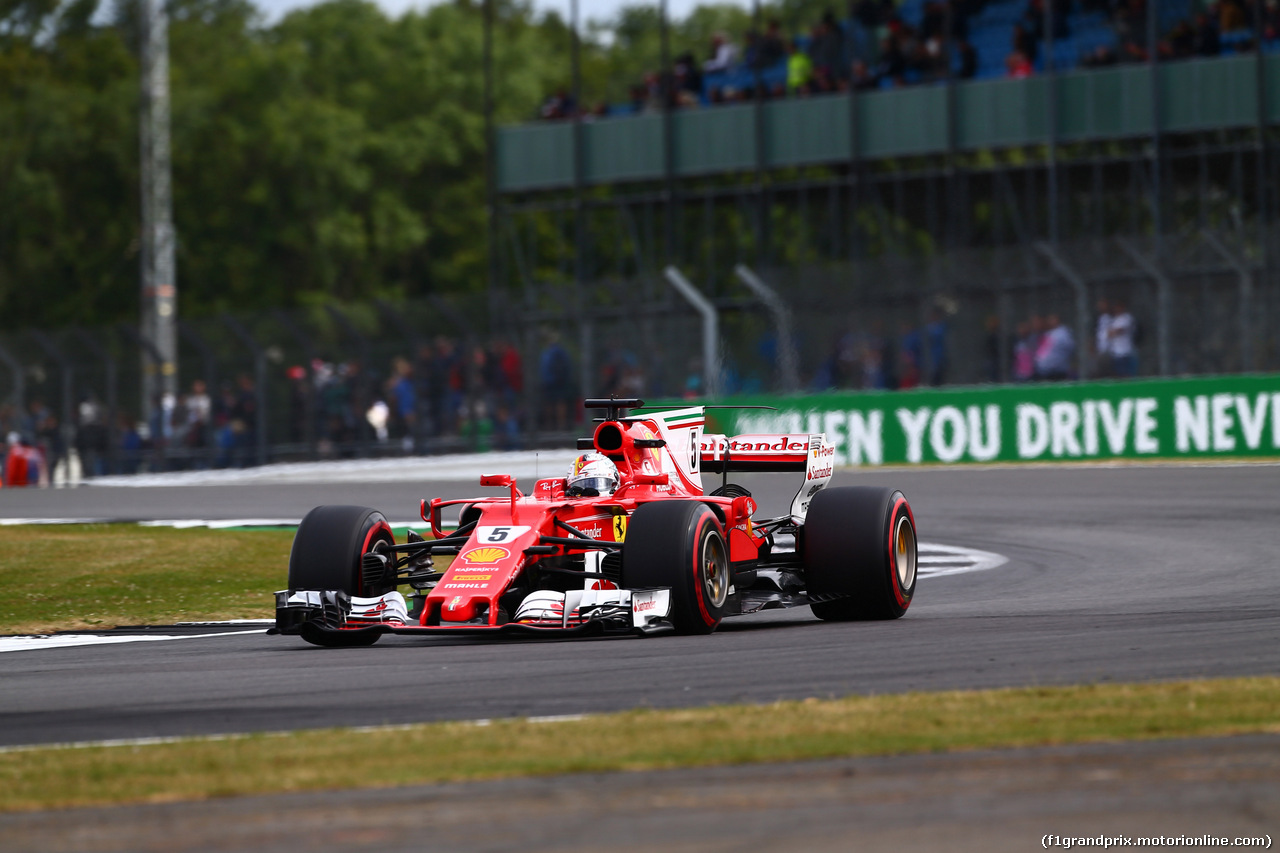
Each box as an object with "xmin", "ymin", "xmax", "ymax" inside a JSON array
[{"xmin": 460, "ymin": 546, "xmax": 511, "ymax": 565}]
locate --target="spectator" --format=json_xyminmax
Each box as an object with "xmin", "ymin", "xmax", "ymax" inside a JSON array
[
  {"xmin": 1082, "ymin": 44, "xmax": 1119, "ymax": 66},
  {"xmin": 1193, "ymin": 12, "xmax": 1222, "ymax": 55},
  {"xmin": 704, "ymin": 32, "xmax": 739, "ymax": 73},
  {"xmin": 1035, "ymin": 313, "xmax": 1076, "ymax": 379},
  {"xmin": 77, "ymin": 395, "xmax": 109, "ymax": 477},
  {"xmin": 956, "ymin": 39, "xmax": 978, "ymax": 78},
  {"xmin": 1018, "ymin": 315, "xmax": 1039, "ymax": 379},
  {"xmin": 787, "ymin": 39, "xmax": 814, "ymax": 92},
  {"xmin": 539, "ymin": 88, "xmax": 576, "ymax": 120},
  {"xmin": 1163, "ymin": 18, "xmax": 1195, "ymax": 58},
  {"xmin": 493, "ymin": 339, "xmax": 524, "ymax": 408},
  {"xmin": 120, "ymin": 414, "xmax": 143, "ymax": 473},
  {"xmin": 1107, "ymin": 298, "xmax": 1138, "ymax": 376},
  {"xmin": 809, "ymin": 12, "xmax": 847, "ymax": 82},
  {"xmin": 901, "ymin": 322, "xmax": 923, "ymax": 388},
  {"xmin": 1094, "ymin": 298, "xmax": 1114, "ymax": 377},
  {"xmin": 4, "ymin": 432, "xmax": 34, "ymax": 487},
  {"xmin": 1220, "ymin": 0, "xmax": 1248, "ymax": 32},
  {"xmin": 874, "ymin": 34, "xmax": 907, "ymax": 85},
  {"xmin": 539, "ymin": 331, "xmax": 574, "ymax": 431},
  {"xmin": 35, "ymin": 407, "xmax": 63, "ymax": 484},
  {"xmin": 926, "ymin": 309, "xmax": 949, "ymax": 385},
  {"xmin": 1012, "ymin": 23, "xmax": 1038, "ymax": 64},
  {"xmin": 982, "ymin": 315, "xmax": 1001, "ymax": 382},
  {"xmin": 757, "ymin": 20, "xmax": 787, "ymax": 68},
  {"xmin": 1007, "ymin": 49, "xmax": 1034, "ymax": 77},
  {"xmin": 851, "ymin": 58, "xmax": 879, "ymax": 89},
  {"xmin": 187, "ymin": 379, "xmax": 212, "ymax": 453},
  {"xmin": 673, "ymin": 51, "xmax": 702, "ymax": 96},
  {"xmin": 389, "ymin": 356, "xmax": 417, "ymax": 447}
]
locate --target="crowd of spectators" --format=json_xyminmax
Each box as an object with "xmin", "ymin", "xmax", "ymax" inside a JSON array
[
  {"xmin": 541, "ymin": 0, "xmax": 1280, "ymax": 120},
  {"xmin": 813, "ymin": 309, "xmax": 951, "ymax": 390},
  {"xmin": 991, "ymin": 298, "xmax": 1138, "ymax": 382},
  {"xmin": 0, "ymin": 297, "xmax": 1146, "ymax": 485}
]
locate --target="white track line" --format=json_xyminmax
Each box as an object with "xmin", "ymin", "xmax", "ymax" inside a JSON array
[
  {"xmin": 0, "ymin": 713, "xmax": 593, "ymax": 754},
  {"xmin": 86, "ymin": 449, "xmax": 580, "ymax": 488},
  {"xmin": 0, "ymin": 629, "xmax": 262, "ymax": 654}
]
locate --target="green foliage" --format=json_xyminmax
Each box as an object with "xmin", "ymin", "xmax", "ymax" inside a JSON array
[
  {"xmin": 0, "ymin": 0, "xmax": 564, "ymax": 328},
  {"xmin": 0, "ymin": 0, "xmax": 872, "ymax": 330}
]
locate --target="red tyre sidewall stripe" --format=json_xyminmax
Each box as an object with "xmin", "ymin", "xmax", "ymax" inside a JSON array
[
  {"xmin": 690, "ymin": 513, "xmax": 717, "ymax": 627},
  {"xmin": 886, "ymin": 497, "xmax": 911, "ymax": 608},
  {"xmin": 359, "ymin": 519, "xmax": 393, "ymax": 593}
]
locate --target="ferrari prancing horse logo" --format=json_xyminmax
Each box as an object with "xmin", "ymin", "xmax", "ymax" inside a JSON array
[{"xmin": 613, "ymin": 513, "xmax": 628, "ymax": 542}]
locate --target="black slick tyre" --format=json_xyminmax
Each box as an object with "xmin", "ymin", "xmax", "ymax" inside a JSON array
[
  {"xmin": 621, "ymin": 501, "xmax": 730, "ymax": 635},
  {"xmin": 802, "ymin": 486, "xmax": 917, "ymax": 621},
  {"xmin": 288, "ymin": 505, "xmax": 396, "ymax": 596},
  {"xmin": 288, "ymin": 505, "xmax": 396, "ymax": 647}
]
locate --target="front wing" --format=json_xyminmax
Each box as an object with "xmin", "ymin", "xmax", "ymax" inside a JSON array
[{"xmin": 270, "ymin": 587, "xmax": 675, "ymax": 639}]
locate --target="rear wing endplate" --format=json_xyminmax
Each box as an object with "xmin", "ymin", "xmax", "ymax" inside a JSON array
[{"xmin": 700, "ymin": 433, "xmax": 835, "ymax": 523}]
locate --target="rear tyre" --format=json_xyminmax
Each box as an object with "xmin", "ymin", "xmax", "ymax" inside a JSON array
[
  {"xmin": 621, "ymin": 501, "xmax": 729, "ymax": 635},
  {"xmin": 803, "ymin": 487, "xmax": 917, "ymax": 621}
]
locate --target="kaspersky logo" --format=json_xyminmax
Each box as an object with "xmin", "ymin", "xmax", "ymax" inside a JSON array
[{"xmin": 459, "ymin": 546, "xmax": 510, "ymax": 565}]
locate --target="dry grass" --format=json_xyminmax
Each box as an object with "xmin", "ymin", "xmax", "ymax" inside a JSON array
[
  {"xmin": 0, "ymin": 525, "xmax": 294, "ymax": 634},
  {"xmin": 3, "ymin": 677, "xmax": 1278, "ymax": 812}
]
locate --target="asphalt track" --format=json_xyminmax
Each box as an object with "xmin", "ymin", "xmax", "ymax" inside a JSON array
[
  {"xmin": 5, "ymin": 735, "xmax": 1279, "ymax": 852},
  {"xmin": 1, "ymin": 463, "xmax": 1278, "ymax": 750}
]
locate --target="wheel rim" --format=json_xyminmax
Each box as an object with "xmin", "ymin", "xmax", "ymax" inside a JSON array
[
  {"xmin": 701, "ymin": 532, "xmax": 730, "ymax": 609},
  {"xmin": 894, "ymin": 514, "xmax": 917, "ymax": 590}
]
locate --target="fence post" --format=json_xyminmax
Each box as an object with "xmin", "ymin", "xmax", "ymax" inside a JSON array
[
  {"xmin": 29, "ymin": 331, "xmax": 75, "ymax": 484},
  {"xmin": 1200, "ymin": 229, "xmax": 1255, "ymax": 372},
  {"xmin": 74, "ymin": 328, "xmax": 118, "ymax": 475},
  {"xmin": 1033, "ymin": 242, "xmax": 1090, "ymax": 379},
  {"xmin": 0, "ymin": 341, "xmax": 25, "ymax": 448},
  {"xmin": 220, "ymin": 314, "xmax": 269, "ymax": 468},
  {"xmin": 119, "ymin": 323, "xmax": 167, "ymax": 469},
  {"xmin": 376, "ymin": 299, "xmax": 427, "ymax": 453},
  {"xmin": 177, "ymin": 320, "xmax": 218, "ymax": 468},
  {"xmin": 325, "ymin": 305, "xmax": 374, "ymax": 454},
  {"xmin": 663, "ymin": 266, "xmax": 721, "ymax": 398},
  {"xmin": 272, "ymin": 309, "xmax": 321, "ymax": 459},
  {"xmin": 1117, "ymin": 238, "xmax": 1172, "ymax": 376},
  {"xmin": 733, "ymin": 264, "xmax": 800, "ymax": 392}
]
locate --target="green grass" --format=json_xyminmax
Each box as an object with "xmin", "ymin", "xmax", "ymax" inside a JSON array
[
  {"xmin": 2, "ymin": 677, "xmax": 1278, "ymax": 812},
  {"xmin": 0, "ymin": 525, "xmax": 295, "ymax": 634}
]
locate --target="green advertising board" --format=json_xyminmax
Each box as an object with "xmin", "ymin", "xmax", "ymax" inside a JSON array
[{"xmin": 706, "ymin": 374, "xmax": 1280, "ymax": 467}]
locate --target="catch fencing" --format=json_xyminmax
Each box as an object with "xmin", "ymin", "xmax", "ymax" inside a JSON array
[{"xmin": 0, "ymin": 226, "xmax": 1277, "ymax": 480}]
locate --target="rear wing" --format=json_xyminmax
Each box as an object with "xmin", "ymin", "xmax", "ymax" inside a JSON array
[
  {"xmin": 701, "ymin": 433, "xmax": 835, "ymax": 523},
  {"xmin": 699, "ymin": 434, "xmax": 814, "ymax": 473}
]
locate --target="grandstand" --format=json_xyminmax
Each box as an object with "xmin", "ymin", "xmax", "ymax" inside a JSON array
[{"xmin": 493, "ymin": 1, "xmax": 1280, "ymax": 396}]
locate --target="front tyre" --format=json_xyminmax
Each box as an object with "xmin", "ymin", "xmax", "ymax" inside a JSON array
[
  {"xmin": 621, "ymin": 501, "xmax": 730, "ymax": 635},
  {"xmin": 288, "ymin": 505, "xmax": 396, "ymax": 596},
  {"xmin": 288, "ymin": 505, "xmax": 396, "ymax": 647},
  {"xmin": 803, "ymin": 487, "xmax": 917, "ymax": 621}
]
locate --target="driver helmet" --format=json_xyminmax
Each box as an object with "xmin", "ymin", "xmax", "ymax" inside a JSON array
[{"xmin": 566, "ymin": 452, "xmax": 620, "ymax": 497}]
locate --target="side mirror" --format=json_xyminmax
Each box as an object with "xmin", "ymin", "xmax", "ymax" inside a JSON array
[
  {"xmin": 480, "ymin": 474, "xmax": 514, "ymax": 487},
  {"xmin": 633, "ymin": 472, "xmax": 669, "ymax": 486}
]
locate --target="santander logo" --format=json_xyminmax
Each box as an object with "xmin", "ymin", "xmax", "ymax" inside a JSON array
[{"xmin": 634, "ymin": 598, "xmax": 658, "ymax": 613}]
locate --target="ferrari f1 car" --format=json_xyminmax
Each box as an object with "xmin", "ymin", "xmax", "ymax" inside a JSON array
[{"xmin": 272, "ymin": 399, "xmax": 917, "ymax": 646}]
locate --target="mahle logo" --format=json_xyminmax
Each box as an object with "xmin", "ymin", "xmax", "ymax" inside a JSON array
[{"xmin": 460, "ymin": 546, "xmax": 510, "ymax": 565}]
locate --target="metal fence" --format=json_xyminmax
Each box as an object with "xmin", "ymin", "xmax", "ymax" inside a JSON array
[{"xmin": 0, "ymin": 221, "xmax": 1274, "ymax": 483}]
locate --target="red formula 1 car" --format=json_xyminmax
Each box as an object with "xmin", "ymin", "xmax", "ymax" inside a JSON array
[{"xmin": 272, "ymin": 399, "xmax": 918, "ymax": 646}]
